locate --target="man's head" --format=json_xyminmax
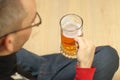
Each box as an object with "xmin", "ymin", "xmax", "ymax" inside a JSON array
[{"xmin": 0, "ymin": 0, "xmax": 37, "ymax": 56}]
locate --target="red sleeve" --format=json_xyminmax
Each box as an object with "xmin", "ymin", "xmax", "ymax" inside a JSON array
[{"xmin": 74, "ymin": 65, "xmax": 96, "ymax": 80}]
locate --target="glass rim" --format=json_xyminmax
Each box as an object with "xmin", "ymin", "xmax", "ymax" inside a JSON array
[{"xmin": 60, "ymin": 13, "xmax": 83, "ymax": 32}]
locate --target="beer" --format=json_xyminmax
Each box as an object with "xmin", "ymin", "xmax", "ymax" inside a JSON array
[
  {"xmin": 60, "ymin": 14, "xmax": 83, "ymax": 58},
  {"xmin": 61, "ymin": 23, "xmax": 82, "ymax": 58},
  {"xmin": 61, "ymin": 33, "xmax": 77, "ymax": 58}
]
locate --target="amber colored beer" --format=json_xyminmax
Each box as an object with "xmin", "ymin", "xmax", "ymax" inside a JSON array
[
  {"xmin": 61, "ymin": 33, "xmax": 77, "ymax": 58},
  {"xmin": 60, "ymin": 14, "xmax": 83, "ymax": 58}
]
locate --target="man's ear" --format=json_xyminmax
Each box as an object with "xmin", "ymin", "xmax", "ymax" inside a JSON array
[{"xmin": 4, "ymin": 35, "xmax": 14, "ymax": 52}]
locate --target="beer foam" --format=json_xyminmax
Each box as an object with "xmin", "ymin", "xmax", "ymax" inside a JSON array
[{"xmin": 62, "ymin": 22, "xmax": 82, "ymax": 38}]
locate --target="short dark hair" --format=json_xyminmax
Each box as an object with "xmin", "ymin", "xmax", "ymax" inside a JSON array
[{"xmin": 0, "ymin": 0, "xmax": 27, "ymax": 38}]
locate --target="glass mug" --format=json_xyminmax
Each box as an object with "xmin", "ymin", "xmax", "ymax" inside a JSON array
[{"xmin": 60, "ymin": 14, "xmax": 83, "ymax": 58}]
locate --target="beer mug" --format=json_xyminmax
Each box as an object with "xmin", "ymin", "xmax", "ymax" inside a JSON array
[{"xmin": 60, "ymin": 14, "xmax": 83, "ymax": 58}]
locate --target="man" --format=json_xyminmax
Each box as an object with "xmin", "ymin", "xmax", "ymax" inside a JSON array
[{"xmin": 0, "ymin": 0, "xmax": 119, "ymax": 80}]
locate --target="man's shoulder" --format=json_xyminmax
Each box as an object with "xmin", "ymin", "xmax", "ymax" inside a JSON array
[
  {"xmin": 16, "ymin": 48, "xmax": 35, "ymax": 56},
  {"xmin": 18, "ymin": 48, "xmax": 32, "ymax": 54}
]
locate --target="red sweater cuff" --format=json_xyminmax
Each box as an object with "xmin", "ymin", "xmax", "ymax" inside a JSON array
[{"xmin": 75, "ymin": 65, "xmax": 96, "ymax": 80}]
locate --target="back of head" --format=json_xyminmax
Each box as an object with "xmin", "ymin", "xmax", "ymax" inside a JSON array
[{"xmin": 0, "ymin": 0, "xmax": 27, "ymax": 38}]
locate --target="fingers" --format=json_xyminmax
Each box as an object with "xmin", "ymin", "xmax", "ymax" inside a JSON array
[
  {"xmin": 74, "ymin": 37, "xmax": 95, "ymax": 48},
  {"xmin": 74, "ymin": 36, "xmax": 96, "ymax": 68},
  {"xmin": 74, "ymin": 37, "xmax": 87, "ymax": 49},
  {"xmin": 74, "ymin": 37, "xmax": 95, "ymax": 52}
]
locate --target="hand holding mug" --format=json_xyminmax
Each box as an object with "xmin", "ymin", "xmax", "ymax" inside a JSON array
[{"xmin": 75, "ymin": 37, "xmax": 96, "ymax": 68}]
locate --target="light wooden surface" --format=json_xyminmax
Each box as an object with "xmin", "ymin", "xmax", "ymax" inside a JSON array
[{"xmin": 23, "ymin": 0, "xmax": 120, "ymax": 80}]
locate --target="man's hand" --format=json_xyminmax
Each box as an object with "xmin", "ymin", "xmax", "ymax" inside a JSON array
[{"xmin": 74, "ymin": 37, "xmax": 96, "ymax": 68}]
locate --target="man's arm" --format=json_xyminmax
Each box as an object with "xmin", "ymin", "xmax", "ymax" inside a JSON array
[
  {"xmin": 74, "ymin": 37, "xmax": 96, "ymax": 80},
  {"xmin": 75, "ymin": 66, "xmax": 96, "ymax": 80}
]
